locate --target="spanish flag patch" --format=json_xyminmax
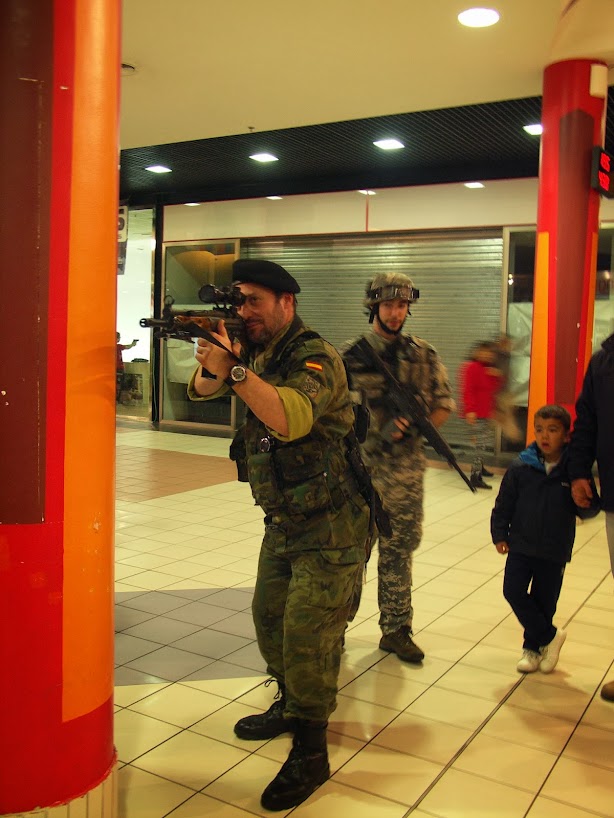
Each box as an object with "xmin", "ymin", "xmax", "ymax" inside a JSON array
[{"xmin": 305, "ymin": 361, "xmax": 323, "ymax": 371}]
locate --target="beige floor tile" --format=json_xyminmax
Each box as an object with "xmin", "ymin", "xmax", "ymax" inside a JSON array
[
  {"xmin": 372, "ymin": 711, "xmax": 473, "ymax": 764},
  {"xmin": 452, "ymin": 733, "xmax": 557, "ymax": 791},
  {"xmin": 328, "ymin": 694, "xmax": 400, "ymax": 741},
  {"xmin": 332, "ymin": 742, "xmax": 443, "ymax": 805},
  {"xmin": 562, "ymin": 722, "xmax": 614, "ymax": 770},
  {"xmin": 580, "ymin": 691, "xmax": 614, "ymax": 732},
  {"xmin": 190, "ymin": 700, "xmax": 271, "ymax": 750},
  {"xmin": 165, "ymin": 793, "xmax": 256, "ymax": 817},
  {"xmin": 180, "ymin": 668, "xmax": 266, "ymax": 700},
  {"xmin": 561, "ymin": 640, "xmax": 614, "ymax": 671},
  {"xmin": 114, "ymin": 709, "xmax": 181, "ymax": 762},
  {"xmin": 339, "ymin": 638, "xmax": 385, "ymax": 669},
  {"xmin": 133, "ymin": 730, "xmax": 250, "ymax": 790},
  {"xmin": 413, "ymin": 631, "xmax": 475, "ymax": 663},
  {"xmin": 435, "ymin": 663, "xmax": 519, "ymax": 702},
  {"xmin": 404, "ymin": 687, "xmax": 496, "ymax": 731},
  {"xmin": 114, "ymin": 683, "xmax": 170, "ymax": 708},
  {"xmin": 505, "ymin": 679, "xmax": 592, "ymax": 723},
  {"xmin": 117, "ymin": 766, "xmax": 195, "ymax": 818},
  {"xmin": 527, "ymin": 797, "xmax": 612, "ymax": 818},
  {"xmin": 370, "ymin": 652, "xmax": 454, "ymax": 684},
  {"xmin": 541, "ymin": 756, "xmax": 614, "ymax": 816},
  {"xmin": 567, "ymin": 621, "xmax": 614, "ymax": 650},
  {"xmin": 422, "ymin": 613, "xmax": 497, "ymax": 642},
  {"xmin": 204, "ymin": 754, "xmax": 294, "ymax": 818},
  {"xmin": 420, "ymin": 768, "xmax": 535, "ymax": 818},
  {"xmin": 127, "ymin": 683, "xmax": 229, "ymax": 727},
  {"xmin": 291, "ymin": 780, "xmax": 408, "ymax": 818},
  {"xmin": 482, "ymin": 704, "xmax": 576, "ymax": 754},
  {"xmin": 340, "ymin": 668, "xmax": 429, "ymax": 709}
]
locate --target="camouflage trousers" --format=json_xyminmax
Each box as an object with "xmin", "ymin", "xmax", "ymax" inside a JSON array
[
  {"xmin": 251, "ymin": 494, "xmax": 368, "ymax": 722},
  {"xmin": 351, "ymin": 447, "xmax": 425, "ymax": 635},
  {"xmin": 467, "ymin": 418, "xmax": 493, "ymax": 477}
]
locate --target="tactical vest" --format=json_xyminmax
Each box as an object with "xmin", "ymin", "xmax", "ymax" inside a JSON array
[{"xmin": 230, "ymin": 319, "xmax": 357, "ymax": 519}]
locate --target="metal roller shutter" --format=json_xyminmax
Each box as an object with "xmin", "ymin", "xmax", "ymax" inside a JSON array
[{"xmin": 243, "ymin": 230, "xmax": 503, "ymax": 453}]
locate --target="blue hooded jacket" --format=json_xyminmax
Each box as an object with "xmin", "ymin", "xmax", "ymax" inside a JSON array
[{"xmin": 491, "ymin": 442, "xmax": 599, "ymax": 563}]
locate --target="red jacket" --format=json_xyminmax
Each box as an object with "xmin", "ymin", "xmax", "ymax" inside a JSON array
[{"xmin": 460, "ymin": 359, "xmax": 502, "ymax": 418}]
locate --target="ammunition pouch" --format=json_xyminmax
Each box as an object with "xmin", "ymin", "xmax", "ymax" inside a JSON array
[{"xmin": 247, "ymin": 438, "xmax": 354, "ymax": 518}]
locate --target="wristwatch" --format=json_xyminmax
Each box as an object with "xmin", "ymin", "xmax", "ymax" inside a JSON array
[{"xmin": 224, "ymin": 364, "xmax": 248, "ymax": 388}]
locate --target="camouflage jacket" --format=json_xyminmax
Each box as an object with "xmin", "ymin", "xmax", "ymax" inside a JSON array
[
  {"xmin": 342, "ymin": 330, "xmax": 455, "ymax": 458},
  {"xmin": 189, "ymin": 317, "xmax": 358, "ymax": 519}
]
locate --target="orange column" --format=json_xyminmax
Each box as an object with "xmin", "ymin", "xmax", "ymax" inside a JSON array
[
  {"xmin": 0, "ymin": 0, "xmax": 119, "ymax": 813},
  {"xmin": 527, "ymin": 58, "xmax": 606, "ymax": 429}
]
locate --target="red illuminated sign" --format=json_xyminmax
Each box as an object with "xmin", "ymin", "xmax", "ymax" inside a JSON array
[{"xmin": 591, "ymin": 147, "xmax": 614, "ymax": 198}]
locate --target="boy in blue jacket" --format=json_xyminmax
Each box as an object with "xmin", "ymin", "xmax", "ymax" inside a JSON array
[{"xmin": 491, "ymin": 405, "xmax": 599, "ymax": 674}]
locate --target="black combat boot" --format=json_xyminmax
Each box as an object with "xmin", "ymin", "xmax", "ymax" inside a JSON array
[
  {"xmin": 260, "ymin": 720, "xmax": 330, "ymax": 811},
  {"xmin": 379, "ymin": 625, "xmax": 425, "ymax": 663},
  {"xmin": 471, "ymin": 460, "xmax": 492, "ymax": 490},
  {"xmin": 481, "ymin": 465, "xmax": 494, "ymax": 477},
  {"xmin": 234, "ymin": 680, "xmax": 296, "ymax": 740}
]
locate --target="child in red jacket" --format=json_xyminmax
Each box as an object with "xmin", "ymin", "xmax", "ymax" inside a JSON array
[{"xmin": 460, "ymin": 341, "xmax": 503, "ymax": 489}]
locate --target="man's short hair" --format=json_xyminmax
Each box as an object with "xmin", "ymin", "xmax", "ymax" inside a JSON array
[{"xmin": 534, "ymin": 404, "xmax": 571, "ymax": 432}]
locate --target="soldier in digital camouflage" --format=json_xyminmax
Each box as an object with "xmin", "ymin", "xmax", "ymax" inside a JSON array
[
  {"xmin": 188, "ymin": 259, "xmax": 370, "ymax": 811},
  {"xmin": 342, "ymin": 272, "xmax": 455, "ymax": 663}
]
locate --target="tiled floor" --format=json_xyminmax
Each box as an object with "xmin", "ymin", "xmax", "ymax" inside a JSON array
[{"xmin": 114, "ymin": 428, "xmax": 614, "ymax": 818}]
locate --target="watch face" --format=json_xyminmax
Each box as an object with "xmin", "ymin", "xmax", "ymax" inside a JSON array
[{"xmin": 231, "ymin": 365, "xmax": 247, "ymax": 382}]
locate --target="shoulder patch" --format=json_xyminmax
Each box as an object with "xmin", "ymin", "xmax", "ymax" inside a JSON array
[
  {"xmin": 302, "ymin": 375, "xmax": 321, "ymax": 397},
  {"xmin": 305, "ymin": 361, "xmax": 323, "ymax": 371}
]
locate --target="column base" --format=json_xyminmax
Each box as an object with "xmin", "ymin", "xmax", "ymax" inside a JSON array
[{"xmin": 2, "ymin": 764, "xmax": 117, "ymax": 818}]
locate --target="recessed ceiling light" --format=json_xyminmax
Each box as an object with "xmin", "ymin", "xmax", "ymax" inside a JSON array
[
  {"xmin": 373, "ymin": 139, "xmax": 405, "ymax": 150},
  {"xmin": 184, "ymin": 202, "xmax": 200, "ymax": 206},
  {"xmin": 266, "ymin": 196, "xmax": 283, "ymax": 200},
  {"xmin": 523, "ymin": 123, "xmax": 543, "ymax": 136},
  {"xmin": 358, "ymin": 189, "xmax": 376, "ymax": 196},
  {"xmin": 464, "ymin": 182, "xmax": 485, "ymax": 188},
  {"xmin": 458, "ymin": 7, "xmax": 500, "ymax": 27},
  {"xmin": 250, "ymin": 153, "xmax": 278, "ymax": 163},
  {"xmin": 145, "ymin": 165, "xmax": 172, "ymax": 173}
]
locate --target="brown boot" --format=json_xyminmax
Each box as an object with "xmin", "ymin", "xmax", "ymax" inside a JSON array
[
  {"xmin": 601, "ymin": 680, "xmax": 614, "ymax": 702},
  {"xmin": 379, "ymin": 625, "xmax": 424, "ymax": 663}
]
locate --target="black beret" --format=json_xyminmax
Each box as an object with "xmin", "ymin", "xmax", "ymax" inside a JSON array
[{"xmin": 232, "ymin": 259, "xmax": 301, "ymax": 294}]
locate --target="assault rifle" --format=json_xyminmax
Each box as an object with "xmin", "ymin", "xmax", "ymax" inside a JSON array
[
  {"xmin": 140, "ymin": 284, "xmax": 246, "ymax": 373},
  {"xmin": 349, "ymin": 338, "xmax": 476, "ymax": 493}
]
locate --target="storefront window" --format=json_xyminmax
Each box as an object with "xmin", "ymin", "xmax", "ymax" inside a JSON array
[
  {"xmin": 159, "ymin": 240, "xmax": 245, "ymax": 432},
  {"xmin": 116, "ymin": 208, "xmax": 154, "ymax": 420}
]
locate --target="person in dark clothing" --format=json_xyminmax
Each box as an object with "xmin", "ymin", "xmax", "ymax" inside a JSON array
[
  {"xmin": 568, "ymin": 332, "xmax": 614, "ymax": 701},
  {"xmin": 491, "ymin": 405, "xmax": 599, "ymax": 674}
]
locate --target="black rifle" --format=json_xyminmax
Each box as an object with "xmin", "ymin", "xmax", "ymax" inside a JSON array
[
  {"xmin": 140, "ymin": 284, "xmax": 246, "ymax": 374},
  {"xmin": 350, "ymin": 338, "xmax": 476, "ymax": 493}
]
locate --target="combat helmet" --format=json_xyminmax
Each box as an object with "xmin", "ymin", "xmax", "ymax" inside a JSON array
[{"xmin": 364, "ymin": 272, "xmax": 419, "ymax": 323}]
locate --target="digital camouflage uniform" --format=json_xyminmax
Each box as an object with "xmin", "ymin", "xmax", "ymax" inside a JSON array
[
  {"xmin": 189, "ymin": 318, "xmax": 369, "ymax": 722},
  {"xmin": 342, "ymin": 329, "xmax": 454, "ymax": 635}
]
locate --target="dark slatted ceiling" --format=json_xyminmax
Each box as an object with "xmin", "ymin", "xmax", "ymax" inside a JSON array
[{"xmin": 120, "ymin": 90, "xmax": 614, "ymax": 205}]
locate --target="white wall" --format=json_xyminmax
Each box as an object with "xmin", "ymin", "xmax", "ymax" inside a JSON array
[
  {"xmin": 117, "ymin": 209, "xmax": 154, "ymax": 362},
  {"xmin": 163, "ymin": 178, "xmax": 614, "ymax": 242}
]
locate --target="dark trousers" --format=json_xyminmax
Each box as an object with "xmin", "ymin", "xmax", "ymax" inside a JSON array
[{"xmin": 503, "ymin": 551, "xmax": 565, "ymax": 653}]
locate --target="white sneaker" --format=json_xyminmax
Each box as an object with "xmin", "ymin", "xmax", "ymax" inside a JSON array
[
  {"xmin": 517, "ymin": 649, "xmax": 541, "ymax": 673},
  {"xmin": 539, "ymin": 629, "xmax": 566, "ymax": 673}
]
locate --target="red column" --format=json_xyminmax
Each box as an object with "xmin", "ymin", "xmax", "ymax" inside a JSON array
[
  {"xmin": 527, "ymin": 59, "xmax": 607, "ymax": 429},
  {"xmin": 0, "ymin": 0, "xmax": 119, "ymax": 813}
]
